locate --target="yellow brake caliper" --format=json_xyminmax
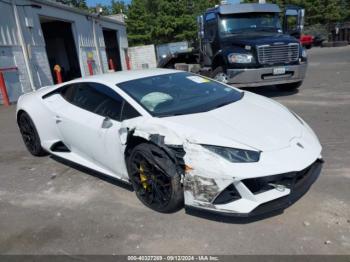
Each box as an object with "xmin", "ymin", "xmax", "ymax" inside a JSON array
[{"xmin": 139, "ymin": 164, "xmax": 149, "ymax": 190}]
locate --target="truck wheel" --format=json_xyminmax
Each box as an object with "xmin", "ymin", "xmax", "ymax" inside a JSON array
[
  {"xmin": 276, "ymin": 81, "xmax": 303, "ymax": 92},
  {"xmin": 212, "ymin": 66, "xmax": 228, "ymax": 84},
  {"xmin": 127, "ymin": 143, "xmax": 184, "ymax": 213}
]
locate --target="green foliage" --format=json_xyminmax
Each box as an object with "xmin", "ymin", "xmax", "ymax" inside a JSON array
[
  {"xmin": 55, "ymin": 0, "xmax": 88, "ymax": 9},
  {"xmin": 126, "ymin": 0, "xmax": 220, "ymax": 46},
  {"xmin": 59, "ymin": 0, "xmax": 350, "ymax": 46},
  {"xmin": 244, "ymin": 0, "xmax": 350, "ymax": 25},
  {"xmin": 111, "ymin": 0, "xmax": 127, "ymax": 14}
]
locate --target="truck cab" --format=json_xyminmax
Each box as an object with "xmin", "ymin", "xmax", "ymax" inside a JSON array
[{"xmin": 159, "ymin": 3, "xmax": 308, "ymax": 91}]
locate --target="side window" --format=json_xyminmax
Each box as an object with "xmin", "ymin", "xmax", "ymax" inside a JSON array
[
  {"xmin": 88, "ymin": 82, "xmax": 123, "ymax": 121},
  {"xmin": 60, "ymin": 82, "xmax": 124, "ymax": 121},
  {"xmin": 205, "ymin": 13, "xmax": 216, "ymax": 21},
  {"xmin": 61, "ymin": 84, "xmax": 75, "ymax": 102},
  {"xmin": 121, "ymin": 102, "xmax": 141, "ymax": 121},
  {"xmin": 204, "ymin": 14, "xmax": 217, "ymax": 41},
  {"xmin": 71, "ymin": 83, "xmax": 106, "ymax": 112}
]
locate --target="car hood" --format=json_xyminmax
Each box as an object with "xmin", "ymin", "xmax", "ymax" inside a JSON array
[{"xmin": 161, "ymin": 92, "xmax": 302, "ymax": 152}]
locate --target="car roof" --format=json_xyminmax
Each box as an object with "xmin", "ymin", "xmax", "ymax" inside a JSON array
[{"xmin": 74, "ymin": 68, "xmax": 180, "ymax": 86}]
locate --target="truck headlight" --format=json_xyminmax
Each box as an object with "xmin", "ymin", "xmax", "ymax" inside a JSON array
[
  {"xmin": 202, "ymin": 145, "xmax": 260, "ymax": 163},
  {"xmin": 228, "ymin": 53, "xmax": 255, "ymax": 64},
  {"xmin": 301, "ymin": 48, "xmax": 307, "ymax": 58}
]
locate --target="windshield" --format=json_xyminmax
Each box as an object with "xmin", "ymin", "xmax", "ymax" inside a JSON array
[
  {"xmin": 220, "ymin": 12, "xmax": 282, "ymax": 35},
  {"xmin": 117, "ymin": 72, "xmax": 243, "ymax": 117}
]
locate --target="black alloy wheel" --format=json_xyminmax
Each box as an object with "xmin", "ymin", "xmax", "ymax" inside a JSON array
[
  {"xmin": 18, "ymin": 112, "xmax": 47, "ymax": 156},
  {"xmin": 127, "ymin": 143, "xmax": 183, "ymax": 213}
]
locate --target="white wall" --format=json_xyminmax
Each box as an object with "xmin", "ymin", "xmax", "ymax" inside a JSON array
[
  {"xmin": 0, "ymin": 1, "xmax": 33, "ymax": 101},
  {"xmin": 0, "ymin": 0, "xmax": 128, "ymax": 102}
]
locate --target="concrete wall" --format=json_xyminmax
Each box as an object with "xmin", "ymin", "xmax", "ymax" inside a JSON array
[{"xmin": 0, "ymin": 0, "xmax": 128, "ymax": 103}]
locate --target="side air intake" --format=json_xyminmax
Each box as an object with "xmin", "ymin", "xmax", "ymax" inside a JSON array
[{"xmin": 50, "ymin": 141, "xmax": 70, "ymax": 152}]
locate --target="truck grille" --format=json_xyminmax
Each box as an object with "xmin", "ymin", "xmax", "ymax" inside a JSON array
[{"xmin": 257, "ymin": 43, "xmax": 300, "ymax": 65}]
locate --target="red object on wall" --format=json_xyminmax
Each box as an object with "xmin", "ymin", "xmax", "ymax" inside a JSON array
[
  {"xmin": 87, "ymin": 60, "xmax": 94, "ymax": 75},
  {"xmin": 53, "ymin": 65, "xmax": 63, "ymax": 84},
  {"xmin": 108, "ymin": 59, "xmax": 115, "ymax": 71},
  {"xmin": 125, "ymin": 50, "xmax": 131, "ymax": 70},
  {"xmin": 0, "ymin": 67, "xmax": 18, "ymax": 107}
]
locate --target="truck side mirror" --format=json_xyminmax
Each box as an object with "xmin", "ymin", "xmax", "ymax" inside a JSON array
[
  {"xmin": 284, "ymin": 6, "xmax": 305, "ymax": 39},
  {"xmin": 298, "ymin": 9, "xmax": 305, "ymax": 31},
  {"xmin": 197, "ymin": 15, "xmax": 204, "ymax": 39}
]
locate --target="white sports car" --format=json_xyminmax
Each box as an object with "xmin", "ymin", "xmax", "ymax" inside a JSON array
[{"xmin": 16, "ymin": 69, "xmax": 323, "ymax": 217}]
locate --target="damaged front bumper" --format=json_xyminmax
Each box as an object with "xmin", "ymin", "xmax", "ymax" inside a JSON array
[{"xmin": 184, "ymin": 159, "xmax": 323, "ymax": 218}]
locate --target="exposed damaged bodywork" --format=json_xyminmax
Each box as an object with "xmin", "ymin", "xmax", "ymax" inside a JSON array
[
  {"xmin": 119, "ymin": 116, "xmax": 322, "ymax": 216},
  {"xmin": 122, "ymin": 127, "xmax": 186, "ymax": 178}
]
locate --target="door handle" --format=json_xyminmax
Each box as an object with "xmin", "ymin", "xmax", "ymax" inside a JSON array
[
  {"xmin": 55, "ymin": 115, "xmax": 62, "ymax": 124},
  {"xmin": 101, "ymin": 117, "xmax": 113, "ymax": 129}
]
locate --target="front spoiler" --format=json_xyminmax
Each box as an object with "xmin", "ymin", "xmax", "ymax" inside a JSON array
[{"xmin": 186, "ymin": 159, "xmax": 323, "ymax": 219}]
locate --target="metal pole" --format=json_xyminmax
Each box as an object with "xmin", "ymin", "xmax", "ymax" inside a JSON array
[
  {"xmin": 11, "ymin": 0, "xmax": 36, "ymax": 91},
  {"xmin": 92, "ymin": 18, "xmax": 104, "ymax": 74}
]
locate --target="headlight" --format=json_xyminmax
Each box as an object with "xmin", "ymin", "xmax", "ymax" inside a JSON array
[
  {"xmin": 301, "ymin": 48, "xmax": 307, "ymax": 58},
  {"xmin": 202, "ymin": 145, "xmax": 260, "ymax": 163},
  {"xmin": 228, "ymin": 53, "xmax": 254, "ymax": 64}
]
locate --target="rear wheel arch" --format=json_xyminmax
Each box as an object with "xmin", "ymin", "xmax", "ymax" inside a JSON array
[
  {"xmin": 16, "ymin": 109, "xmax": 27, "ymax": 123},
  {"xmin": 17, "ymin": 110, "xmax": 47, "ymax": 156}
]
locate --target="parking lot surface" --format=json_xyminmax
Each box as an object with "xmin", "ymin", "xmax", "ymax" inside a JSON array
[{"xmin": 0, "ymin": 46, "xmax": 349, "ymax": 255}]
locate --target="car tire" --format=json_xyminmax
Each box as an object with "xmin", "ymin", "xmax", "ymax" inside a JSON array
[
  {"xmin": 18, "ymin": 112, "xmax": 47, "ymax": 156},
  {"xmin": 127, "ymin": 143, "xmax": 184, "ymax": 213},
  {"xmin": 212, "ymin": 66, "xmax": 229, "ymax": 84},
  {"xmin": 276, "ymin": 81, "xmax": 303, "ymax": 92},
  {"xmin": 305, "ymin": 45, "xmax": 312, "ymax": 49}
]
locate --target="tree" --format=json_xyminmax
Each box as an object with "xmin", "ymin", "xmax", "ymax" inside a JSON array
[
  {"xmin": 126, "ymin": 0, "xmax": 153, "ymax": 46},
  {"xmin": 55, "ymin": 0, "xmax": 88, "ymax": 9},
  {"xmin": 111, "ymin": 0, "xmax": 127, "ymax": 14},
  {"xmin": 126, "ymin": 0, "xmax": 220, "ymax": 46},
  {"xmin": 244, "ymin": 0, "xmax": 349, "ymax": 25}
]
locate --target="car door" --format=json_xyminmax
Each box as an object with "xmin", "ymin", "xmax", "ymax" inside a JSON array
[
  {"xmin": 89, "ymin": 83, "xmax": 141, "ymax": 179},
  {"xmin": 54, "ymin": 82, "xmax": 107, "ymax": 162},
  {"xmin": 55, "ymin": 81, "xmax": 140, "ymax": 179}
]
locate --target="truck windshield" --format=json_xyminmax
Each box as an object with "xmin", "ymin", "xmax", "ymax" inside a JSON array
[
  {"xmin": 220, "ymin": 12, "xmax": 281, "ymax": 35},
  {"xmin": 117, "ymin": 72, "xmax": 243, "ymax": 117}
]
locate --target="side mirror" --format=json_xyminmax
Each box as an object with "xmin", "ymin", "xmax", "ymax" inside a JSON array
[
  {"xmin": 298, "ymin": 9, "xmax": 305, "ymax": 31},
  {"xmin": 197, "ymin": 15, "xmax": 204, "ymax": 39},
  {"xmin": 101, "ymin": 117, "xmax": 113, "ymax": 129},
  {"xmin": 284, "ymin": 6, "xmax": 305, "ymax": 38}
]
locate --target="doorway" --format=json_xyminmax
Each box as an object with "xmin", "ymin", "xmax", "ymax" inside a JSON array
[
  {"xmin": 40, "ymin": 17, "xmax": 81, "ymax": 83},
  {"xmin": 103, "ymin": 29, "xmax": 122, "ymax": 71}
]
